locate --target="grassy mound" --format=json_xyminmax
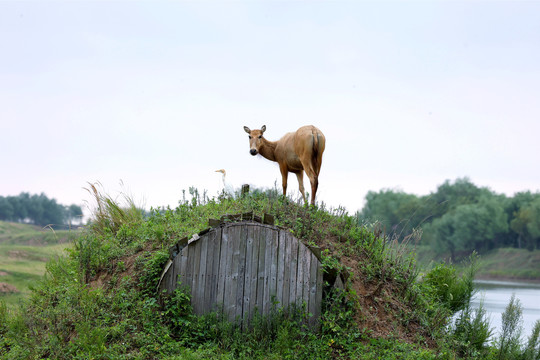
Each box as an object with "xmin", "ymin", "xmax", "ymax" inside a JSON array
[{"xmin": 0, "ymin": 190, "xmax": 479, "ymax": 359}]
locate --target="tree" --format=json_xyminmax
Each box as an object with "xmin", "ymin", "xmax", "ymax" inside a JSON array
[
  {"xmin": 359, "ymin": 189, "xmax": 427, "ymax": 240},
  {"xmin": 66, "ymin": 204, "xmax": 84, "ymax": 226},
  {"xmin": 0, "ymin": 192, "xmax": 83, "ymax": 227},
  {"xmin": 7, "ymin": 195, "xmax": 27, "ymax": 222},
  {"xmin": 0, "ymin": 197, "xmax": 14, "ymax": 221},
  {"xmin": 425, "ymin": 177, "xmax": 492, "ymax": 219},
  {"xmin": 510, "ymin": 197, "xmax": 540, "ymax": 251},
  {"xmin": 427, "ymin": 197, "xmax": 508, "ymax": 260}
]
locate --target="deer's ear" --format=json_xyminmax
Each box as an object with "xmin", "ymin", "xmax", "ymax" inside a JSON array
[
  {"xmin": 243, "ymin": 126, "xmax": 251, "ymax": 134},
  {"xmin": 261, "ymin": 125, "xmax": 266, "ymax": 133}
]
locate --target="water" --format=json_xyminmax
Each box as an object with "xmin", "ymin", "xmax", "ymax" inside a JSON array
[{"xmin": 471, "ymin": 280, "xmax": 540, "ymax": 339}]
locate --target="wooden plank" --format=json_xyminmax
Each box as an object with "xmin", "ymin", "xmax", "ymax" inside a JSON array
[
  {"xmin": 302, "ymin": 250, "xmax": 312, "ymax": 316},
  {"xmin": 235, "ymin": 224, "xmax": 248, "ymax": 322},
  {"xmin": 178, "ymin": 245, "xmax": 189, "ymax": 288},
  {"xmin": 209, "ymin": 227, "xmax": 222, "ymax": 312},
  {"xmin": 295, "ymin": 242, "xmax": 306, "ymax": 306},
  {"xmin": 276, "ymin": 230, "xmax": 286, "ymax": 309},
  {"xmin": 159, "ymin": 261, "xmax": 172, "ymax": 294},
  {"xmin": 262, "ymin": 227, "xmax": 272, "ymax": 314},
  {"xmin": 242, "ymin": 224, "xmax": 257, "ymax": 325},
  {"xmin": 308, "ymin": 253, "xmax": 319, "ymax": 327},
  {"xmin": 171, "ymin": 252, "xmax": 181, "ymax": 290},
  {"xmin": 185, "ymin": 241, "xmax": 195, "ymax": 303},
  {"xmin": 216, "ymin": 226, "xmax": 230, "ymax": 308},
  {"xmin": 256, "ymin": 225, "xmax": 267, "ymax": 315},
  {"xmin": 268, "ymin": 228, "xmax": 278, "ymax": 312},
  {"xmin": 288, "ymin": 236, "xmax": 298, "ymax": 307},
  {"xmin": 314, "ymin": 257, "xmax": 323, "ymax": 326},
  {"xmin": 202, "ymin": 230, "xmax": 215, "ymax": 313},
  {"xmin": 281, "ymin": 232, "xmax": 291, "ymax": 310},
  {"xmin": 190, "ymin": 238, "xmax": 202, "ymax": 314},
  {"xmin": 220, "ymin": 225, "xmax": 235, "ymax": 318},
  {"xmin": 171, "ymin": 257, "xmax": 179, "ymax": 292},
  {"xmin": 225, "ymin": 225, "xmax": 240, "ymax": 321},
  {"xmin": 198, "ymin": 229, "xmax": 210, "ymax": 313},
  {"xmin": 250, "ymin": 225, "xmax": 261, "ymax": 323}
]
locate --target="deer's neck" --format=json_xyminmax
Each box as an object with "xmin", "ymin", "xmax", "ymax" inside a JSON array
[{"xmin": 259, "ymin": 138, "xmax": 278, "ymax": 162}]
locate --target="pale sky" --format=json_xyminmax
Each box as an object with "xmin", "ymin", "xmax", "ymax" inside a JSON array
[{"xmin": 1, "ymin": 1, "xmax": 539, "ymax": 215}]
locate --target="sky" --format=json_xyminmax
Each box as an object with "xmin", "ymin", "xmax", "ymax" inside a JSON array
[{"xmin": 1, "ymin": 1, "xmax": 539, "ymax": 216}]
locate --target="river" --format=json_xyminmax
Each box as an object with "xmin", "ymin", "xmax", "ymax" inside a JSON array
[{"xmin": 471, "ymin": 280, "xmax": 540, "ymax": 339}]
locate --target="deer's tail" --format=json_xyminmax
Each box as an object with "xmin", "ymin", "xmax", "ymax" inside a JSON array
[{"xmin": 311, "ymin": 129, "xmax": 325, "ymax": 176}]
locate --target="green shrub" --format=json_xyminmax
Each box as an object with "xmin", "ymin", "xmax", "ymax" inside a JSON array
[
  {"xmin": 452, "ymin": 298, "xmax": 493, "ymax": 358},
  {"xmin": 495, "ymin": 294, "xmax": 524, "ymax": 360},
  {"xmin": 522, "ymin": 320, "xmax": 540, "ymax": 360},
  {"xmin": 422, "ymin": 253, "xmax": 478, "ymax": 314}
]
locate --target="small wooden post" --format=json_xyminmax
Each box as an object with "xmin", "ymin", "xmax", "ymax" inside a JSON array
[{"xmin": 241, "ymin": 184, "xmax": 250, "ymax": 197}]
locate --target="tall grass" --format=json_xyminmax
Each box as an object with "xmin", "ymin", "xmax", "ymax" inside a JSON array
[{"xmin": 84, "ymin": 181, "xmax": 145, "ymax": 236}]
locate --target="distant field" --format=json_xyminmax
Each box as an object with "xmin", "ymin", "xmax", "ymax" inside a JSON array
[
  {"xmin": 0, "ymin": 221, "xmax": 78, "ymax": 306},
  {"xmin": 0, "ymin": 221, "xmax": 78, "ymax": 245}
]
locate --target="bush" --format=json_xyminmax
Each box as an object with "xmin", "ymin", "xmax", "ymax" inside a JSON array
[{"xmin": 495, "ymin": 294, "xmax": 524, "ymax": 360}]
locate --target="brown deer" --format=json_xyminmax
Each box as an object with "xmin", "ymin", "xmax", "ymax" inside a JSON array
[{"xmin": 243, "ymin": 125, "xmax": 326, "ymax": 205}]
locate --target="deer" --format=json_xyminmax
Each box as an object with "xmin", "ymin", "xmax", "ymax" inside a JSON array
[{"xmin": 243, "ymin": 125, "xmax": 326, "ymax": 205}]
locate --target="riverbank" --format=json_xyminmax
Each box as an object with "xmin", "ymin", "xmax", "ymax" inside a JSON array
[
  {"xmin": 415, "ymin": 246, "xmax": 540, "ymax": 282},
  {"xmin": 475, "ymin": 248, "xmax": 540, "ymax": 281}
]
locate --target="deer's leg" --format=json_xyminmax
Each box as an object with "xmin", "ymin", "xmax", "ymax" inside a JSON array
[
  {"xmin": 303, "ymin": 167, "xmax": 319, "ymax": 205},
  {"xmin": 295, "ymin": 171, "xmax": 307, "ymax": 204},
  {"xmin": 279, "ymin": 165, "xmax": 289, "ymax": 198}
]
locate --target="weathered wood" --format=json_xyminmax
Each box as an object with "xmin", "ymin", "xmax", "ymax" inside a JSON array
[
  {"xmin": 282, "ymin": 232, "xmax": 291, "ymax": 309},
  {"xmin": 161, "ymin": 221, "xmax": 325, "ymax": 328},
  {"xmin": 216, "ymin": 223, "xmax": 230, "ymax": 307},
  {"xmin": 235, "ymin": 225, "xmax": 248, "ymax": 321},
  {"xmin": 202, "ymin": 229, "xmax": 215, "ymax": 313},
  {"xmin": 171, "ymin": 251, "xmax": 180, "ymax": 290},
  {"xmin": 191, "ymin": 238, "xmax": 202, "ymax": 314},
  {"xmin": 263, "ymin": 228, "xmax": 274, "ymax": 314},
  {"xmin": 159, "ymin": 260, "xmax": 173, "ymax": 294},
  {"xmin": 179, "ymin": 245, "xmax": 189, "ymax": 287},
  {"xmin": 224, "ymin": 225, "xmax": 238, "ymax": 319},
  {"xmin": 302, "ymin": 248, "xmax": 312, "ymax": 310},
  {"xmin": 289, "ymin": 236, "xmax": 298, "ymax": 306},
  {"xmin": 243, "ymin": 225, "xmax": 257, "ymax": 324},
  {"xmin": 314, "ymin": 257, "xmax": 323, "ymax": 325},
  {"xmin": 268, "ymin": 229, "xmax": 278, "ymax": 310},
  {"xmin": 308, "ymin": 251, "xmax": 320, "ymax": 327},
  {"xmin": 209, "ymin": 228, "xmax": 222, "ymax": 312},
  {"xmin": 296, "ymin": 243, "xmax": 305, "ymax": 306},
  {"xmin": 256, "ymin": 226, "xmax": 267, "ymax": 314},
  {"xmin": 276, "ymin": 230, "xmax": 286, "ymax": 308},
  {"xmin": 185, "ymin": 240, "xmax": 195, "ymax": 299}
]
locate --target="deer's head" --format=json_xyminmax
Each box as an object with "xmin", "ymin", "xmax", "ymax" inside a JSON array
[{"xmin": 243, "ymin": 125, "xmax": 266, "ymax": 156}]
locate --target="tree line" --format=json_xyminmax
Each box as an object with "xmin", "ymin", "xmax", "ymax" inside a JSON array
[
  {"xmin": 358, "ymin": 178, "xmax": 540, "ymax": 260},
  {"xmin": 0, "ymin": 192, "xmax": 83, "ymax": 227}
]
